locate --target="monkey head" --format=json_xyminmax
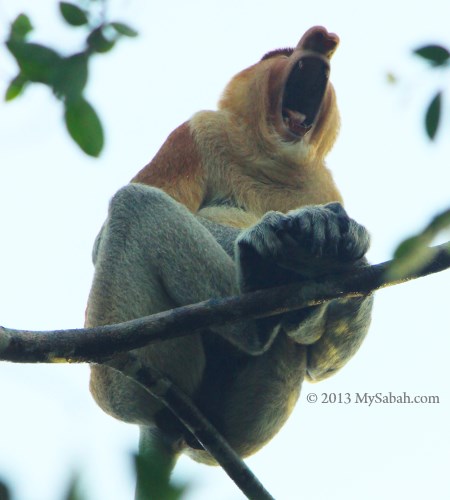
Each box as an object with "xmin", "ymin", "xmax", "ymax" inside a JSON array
[{"xmin": 218, "ymin": 26, "xmax": 340, "ymax": 163}]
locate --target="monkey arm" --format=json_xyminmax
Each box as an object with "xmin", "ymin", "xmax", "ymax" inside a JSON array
[
  {"xmin": 231, "ymin": 204, "xmax": 374, "ymax": 374},
  {"xmin": 196, "ymin": 215, "xmax": 242, "ymax": 257},
  {"xmin": 194, "ymin": 214, "xmax": 283, "ymax": 352},
  {"xmin": 233, "ymin": 243, "xmax": 373, "ymax": 377}
]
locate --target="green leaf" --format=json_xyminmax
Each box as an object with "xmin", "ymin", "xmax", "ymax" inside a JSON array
[
  {"xmin": 110, "ymin": 22, "xmax": 138, "ymax": 37},
  {"xmin": 63, "ymin": 474, "xmax": 84, "ymax": 500},
  {"xmin": 53, "ymin": 52, "xmax": 89, "ymax": 99},
  {"xmin": 5, "ymin": 74, "xmax": 28, "ymax": 101},
  {"xmin": 390, "ymin": 207, "xmax": 450, "ymax": 279},
  {"xmin": 59, "ymin": 2, "xmax": 89, "ymax": 27},
  {"xmin": 64, "ymin": 97, "xmax": 104, "ymax": 157},
  {"xmin": 10, "ymin": 13, "xmax": 33, "ymax": 41},
  {"xmin": 134, "ymin": 451, "xmax": 186, "ymax": 500},
  {"xmin": 395, "ymin": 207, "xmax": 450, "ymax": 262},
  {"xmin": 425, "ymin": 91, "xmax": 441, "ymax": 140},
  {"xmin": 0, "ymin": 478, "xmax": 11, "ymax": 500},
  {"xmin": 427, "ymin": 207, "xmax": 450, "ymax": 233},
  {"xmin": 87, "ymin": 27, "xmax": 115, "ymax": 53},
  {"xmin": 393, "ymin": 234, "xmax": 426, "ymax": 260},
  {"xmin": 414, "ymin": 44, "xmax": 450, "ymax": 67},
  {"xmin": 6, "ymin": 40, "xmax": 61, "ymax": 85},
  {"xmin": 390, "ymin": 233, "xmax": 432, "ymax": 280}
]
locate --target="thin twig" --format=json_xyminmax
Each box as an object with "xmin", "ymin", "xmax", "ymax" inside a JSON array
[
  {"xmin": 1, "ymin": 241, "xmax": 449, "ymax": 363},
  {"xmin": 112, "ymin": 355, "xmax": 275, "ymax": 500}
]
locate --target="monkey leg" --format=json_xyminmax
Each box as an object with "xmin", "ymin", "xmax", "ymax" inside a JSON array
[
  {"xmin": 187, "ymin": 331, "xmax": 307, "ymax": 463},
  {"xmin": 86, "ymin": 184, "xmax": 240, "ymax": 425}
]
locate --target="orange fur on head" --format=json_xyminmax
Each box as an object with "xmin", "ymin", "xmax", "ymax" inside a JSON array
[
  {"xmin": 132, "ymin": 26, "xmax": 343, "ymax": 223},
  {"xmin": 218, "ymin": 26, "xmax": 340, "ymax": 162}
]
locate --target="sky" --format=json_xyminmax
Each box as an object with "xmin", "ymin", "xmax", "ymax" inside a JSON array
[{"xmin": 0, "ymin": 0, "xmax": 449, "ymax": 499}]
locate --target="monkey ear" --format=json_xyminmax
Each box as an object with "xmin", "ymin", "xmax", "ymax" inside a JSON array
[{"xmin": 131, "ymin": 122, "xmax": 206, "ymax": 212}]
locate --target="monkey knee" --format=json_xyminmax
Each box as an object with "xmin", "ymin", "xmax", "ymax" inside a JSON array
[
  {"xmin": 109, "ymin": 184, "xmax": 167, "ymax": 217},
  {"xmin": 106, "ymin": 185, "xmax": 178, "ymax": 241},
  {"xmin": 89, "ymin": 334, "xmax": 206, "ymax": 426},
  {"xmin": 90, "ymin": 366, "xmax": 163, "ymax": 425}
]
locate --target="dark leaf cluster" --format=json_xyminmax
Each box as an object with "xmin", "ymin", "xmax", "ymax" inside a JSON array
[
  {"xmin": 4, "ymin": 3, "xmax": 137, "ymax": 157},
  {"xmin": 414, "ymin": 44, "xmax": 450, "ymax": 140}
]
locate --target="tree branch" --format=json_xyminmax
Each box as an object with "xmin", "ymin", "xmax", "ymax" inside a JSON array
[
  {"xmin": 113, "ymin": 355, "xmax": 275, "ymax": 500},
  {"xmin": 1, "ymin": 242, "xmax": 448, "ymax": 499},
  {"xmin": 1, "ymin": 241, "xmax": 449, "ymax": 363}
]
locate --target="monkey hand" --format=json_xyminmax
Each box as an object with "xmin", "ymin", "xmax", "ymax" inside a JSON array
[{"xmin": 236, "ymin": 202, "xmax": 370, "ymax": 291}]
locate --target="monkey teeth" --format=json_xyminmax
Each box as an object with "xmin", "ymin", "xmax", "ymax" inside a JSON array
[{"xmin": 282, "ymin": 108, "xmax": 311, "ymax": 136}]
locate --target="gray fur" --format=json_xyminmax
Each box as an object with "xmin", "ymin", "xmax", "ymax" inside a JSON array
[{"xmin": 86, "ymin": 183, "xmax": 373, "ymax": 463}]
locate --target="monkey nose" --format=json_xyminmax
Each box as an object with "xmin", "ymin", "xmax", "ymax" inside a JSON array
[{"xmin": 296, "ymin": 26, "xmax": 339, "ymax": 59}]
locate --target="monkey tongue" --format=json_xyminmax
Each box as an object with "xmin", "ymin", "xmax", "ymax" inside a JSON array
[{"xmin": 282, "ymin": 108, "xmax": 311, "ymax": 136}]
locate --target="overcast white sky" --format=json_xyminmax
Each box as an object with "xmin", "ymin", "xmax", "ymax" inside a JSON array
[{"xmin": 0, "ymin": 1, "xmax": 449, "ymax": 499}]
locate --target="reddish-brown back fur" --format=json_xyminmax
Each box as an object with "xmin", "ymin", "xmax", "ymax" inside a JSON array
[{"xmin": 132, "ymin": 122, "xmax": 205, "ymax": 212}]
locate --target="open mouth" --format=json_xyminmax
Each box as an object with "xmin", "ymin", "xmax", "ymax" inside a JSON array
[{"xmin": 281, "ymin": 56, "xmax": 330, "ymax": 138}]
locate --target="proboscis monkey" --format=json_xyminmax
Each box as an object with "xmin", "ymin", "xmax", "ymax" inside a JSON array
[{"xmin": 85, "ymin": 26, "xmax": 373, "ymax": 470}]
